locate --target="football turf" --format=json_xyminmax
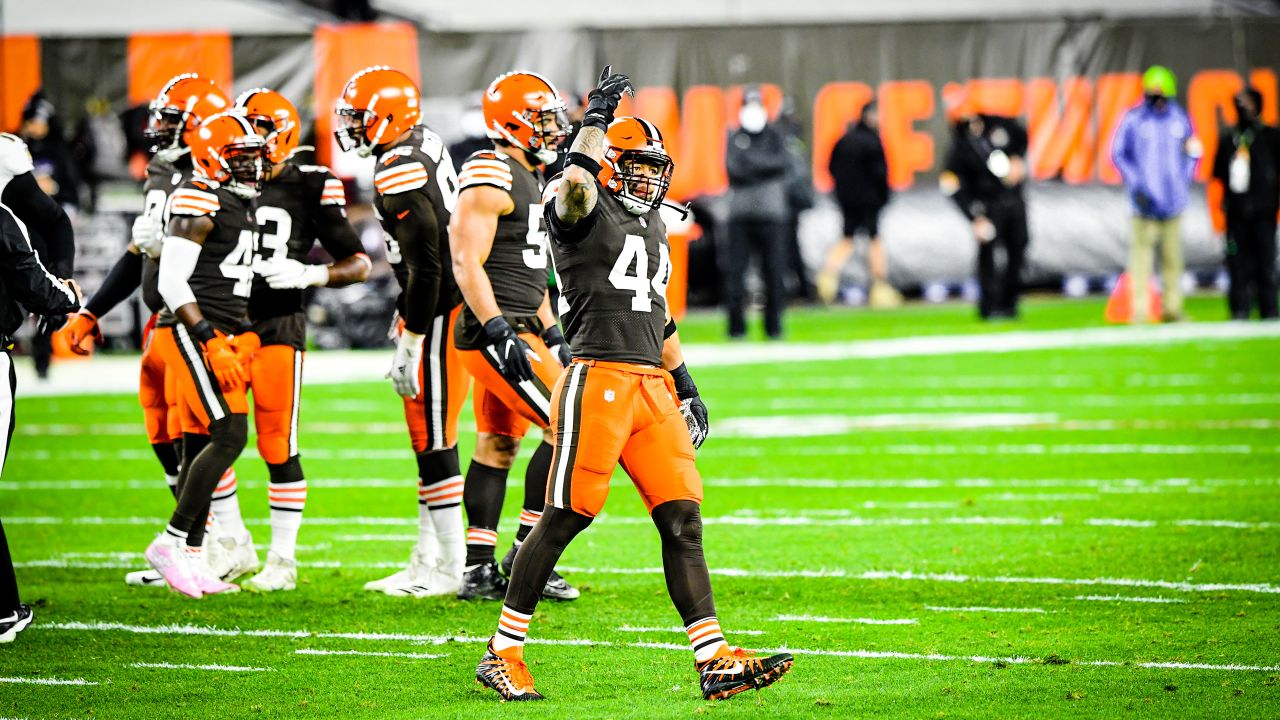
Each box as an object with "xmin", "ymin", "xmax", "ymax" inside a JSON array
[{"xmin": 3, "ymin": 296, "xmax": 1279, "ymax": 719}]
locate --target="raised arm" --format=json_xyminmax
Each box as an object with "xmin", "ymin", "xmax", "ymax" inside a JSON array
[{"xmin": 555, "ymin": 66, "xmax": 633, "ymax": 226}]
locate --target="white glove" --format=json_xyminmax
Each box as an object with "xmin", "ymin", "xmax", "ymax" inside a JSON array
[
  {"xmin": 387, "ymin": 329, "xmax": 424, "ymax": 398},
  {"xmin": 255, "ymin": 257, "xmax": 330, "ymax": 290},
  {"xmin": 132, "ymin": 214, "xmax": 165, "ymax": 259}
]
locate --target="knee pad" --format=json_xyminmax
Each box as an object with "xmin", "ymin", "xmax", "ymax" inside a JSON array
[
  {"xmin": 209, "ymin": 414, "xmax": 249, "ymax": 454},
  {"xmin": 416, "ymin": 447, "xmax": 461, "ymax": 482},
  {"xmin": 652, "ymin": 500, "xmax": 703, "ymax": 545},
  {"xmin": 267, "ymin": 456, "xmax": 304, "ymax": 485},
  {"xmin": 534, "ymin": 505, "xmax": 594, "ymax": 549}
]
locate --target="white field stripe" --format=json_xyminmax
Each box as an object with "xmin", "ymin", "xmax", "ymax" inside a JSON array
[
  {"xmin": 772, "ymin": 615, "xmax": 918, "ymax": 625},
  {"xmin": 0, "ymin": 676, "xmax": 98, "ymax": 686},
  {"xmin": 40, "ymin": 620, "xmax": 1280, "ymax": 673},
  {"xmin": 131, "ymin": 662, "xmax": 271, "ymax": 672},
  {"xmin": 616, "ymin": 626, "xmax": 765, "ymax": 636},
  {"xmin": 1074, "ymin": 595, "xmax": 1188, "ymax": 604},
  {"xmin": 294, "ymin": 649, "xmax": 446, "ymax": 659},
  {"xmin": 985, "ymin": 493, "xmax": 1100, "ymax": 502},
  {"xmin": 714, "ymin": 413, "xmax": 1056, "ymax": 437},
  {"xmin": 747, "ymin": 393, "xmax": 1280, "ymax": 412},
  {"xmin": 20, "ymin": 321, "xmax": 1280, "ymax": 398},
  {"xmin": 926, "ymin": 606, "xmax": 1048, "ymax": 614},
  {"xmin": 698, "ymin": 443, "xmax": 1274, "ymax": 456},
  {"xmin": 764, "ymin": 372, "xmax": 1280, "ymax": 391}
]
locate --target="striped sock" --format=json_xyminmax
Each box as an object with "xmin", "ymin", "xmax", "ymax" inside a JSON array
[
  {"xmin": 209, "ymin": 468, "xmax": 248, "ymax": 542},
  {"xmin": 491, "ymin": 605, "xmax": 531, "ymax": 657},
  {"xmin": 686, "ymin": 616, "xmax": 729, "ymax": 663},
  {"xmin": 465, "ymin": 527, "xmax": 498, "ymax": 568},
  {"xmin": 268, "ymin": 480, "xmax": 306, "ymax": 560},
  {"xmin": 421, "ymin": 474, "xmax": 464, "ymax": 566},
  {"xmin": 514, "ymin": 509, "xmax": 542, "ymax": 547}
]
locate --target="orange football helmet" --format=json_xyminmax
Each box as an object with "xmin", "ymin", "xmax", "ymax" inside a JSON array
[
  {"xmin": 145, "ymin": 74, "xmax": 230, "ymax": 160},
  {"xmin": 483, "ymin": 71, "xmax": 568, "ymax": 165},
  {"xmin": 234, "ymin": 88, "xmax": 300, "ymax": 164},
  {"xmin": 600, "ymin": 116, "xmax": 674, "ymax": 215},
  {"xmin": 188, "ymin": 113, "xmax": 268, "ymax": 199},
  {"xmin": 334, "ymin": 66, "xmax": 421, "ymax": 157}
]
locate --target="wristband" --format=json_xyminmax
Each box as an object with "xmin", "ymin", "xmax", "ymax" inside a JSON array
[
  {"xmin": 664, "ymin": 318, "xmax": 677, "ymax": 339},
  {"xmin": 190, "ymin": 319, "xmax": 217, "ymax": 345},
  {"xmin": 669, "ymin": 362, "xmax": 698, "ymax": 400},
  {"xmin": 565, "ymin": 152, "xmax": 603, "ymax": 177}
]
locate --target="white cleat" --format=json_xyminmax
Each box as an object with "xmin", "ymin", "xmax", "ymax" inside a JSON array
[
  {"xmin": 242, "ymin": 551, "xmax": 297, "ymax": 593},
  {"xmin": 429, "ymin": 557, "xmax": 463, "ymax": 597},
  {"xmin": 364, "ymin": 545, "xmax": 427, "ymax": 592},
  {"xmin": 124, "ymin": 569, "xmax": 165, "ymax": 587},
  {"xmin": 366, "ymin": 545, "xmax": 445, "ymax": 596},
  {"xmin": 189, "ymin": 554, "xmax": 240, "ymax": 595},
  {"xmin": 217, "ymin": 534, "xmax": 260, "ymax": 582},
  {"xmin": 144, "ymin": 534, "xmax": 202, "ymax": 599}
]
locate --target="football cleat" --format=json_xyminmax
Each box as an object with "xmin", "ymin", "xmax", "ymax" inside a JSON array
[
  {"xmin": 457, "ymin": 561, "xmax": 508, "ymax": 601},
  {"xmin": 189, "ymin": 554, "xmax": 240, "ymax": 595},
  {"xmin": 144, "ymin": 534, "xmax": 202, "ymax": 599},
  {"xmin": 500, "ymin": 547, "xmax": 580, "ymax": 601},
  {"xmin": 242, "ymin": 551, "xmax": 297, "ymax": 592},
  {"xmin": 124, "ymin": 569, "xmax": 166, "ymax": 587},
  {"xmin": 697, "ymin": 647, "xmax": 794, "ymax": 701},
  {"xmin": 366, "ymin": 545, "xmax": 441, "ymax": 597},
  {"xmin": 217, "ymin": 534, "xmax": 260, "ymax": 582},
  {"xmin": 476, "ymin": 641, "xmax": 544, "ymax": 701},
  {"xmin": 0, "ymin": 604, "xmax": 34, "ymax": 643}
]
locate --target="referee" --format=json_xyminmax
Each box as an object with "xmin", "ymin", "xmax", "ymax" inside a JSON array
[{"xmin": 0, "ymin": 201, "xmax": 81, "ymax": 643}]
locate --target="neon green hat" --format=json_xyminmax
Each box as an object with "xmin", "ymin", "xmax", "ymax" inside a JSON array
[{"xmin": 1142, "ymin": 65, "xmax": 1177, "ymax": 98}]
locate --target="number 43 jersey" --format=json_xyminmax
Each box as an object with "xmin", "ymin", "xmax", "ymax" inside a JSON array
[
  {"xmin": 454, "ymin": 149, "xmax": 550, "ymax": 350},
  {"xmin": 250, "ymin": 163, "xmax": 362, "ymax": 348},
  {"xmin": 544, "ymin": 177, "xmax": 672, "ymax": 367},
  {"xmin": 165, "ymin": 177, "xmax": 257, "ymax": 334}
]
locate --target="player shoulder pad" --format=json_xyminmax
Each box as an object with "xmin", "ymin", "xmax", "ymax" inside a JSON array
[
  {"xmin": 298, "ymin": 164, "xmax": 346, "ymax": 206},
  {"xmin": 169, "ymin": 182, "xmax": 221, "ymax": 217},
  {"xmin": 0, "ymin": 133, "xmax": 35, "ymax": 179},
  {"xmin": 373, "ymin": 151, "xmax": 428, "ymax": 196},
  {"xmin": 458, "ymin": 150, "xmax": 513, "ymax": 193}
]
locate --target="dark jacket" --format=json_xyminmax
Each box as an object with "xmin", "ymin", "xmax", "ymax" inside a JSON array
[
  {"xmin": 1213, "ymin": 120, "xmax": 1280, "ymax": 220},
  {"xmin": 726, "ymin": 124, "xmax": 791, "ymax": 223},
  {"xmin": 0, "ymin": 202, "xmax": 79, "ymax": 339},
  {"xmin": 942, "ymin": 114, "xmax": 1028, "ymax": 220},
  {"xmin": 829, "ymin": 121, "xmax": 888, "ymax": 210}
]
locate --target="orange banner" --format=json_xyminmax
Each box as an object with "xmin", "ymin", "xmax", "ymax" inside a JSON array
[
  {"xmin": 1, "ymin": 36, "xmax": 41, "ymax": 134},
  {"xmin": 314, "ymin": 22, "xmax": 419, "ymax": 168},
  {"xmin": 127, "ymin": 33, "xmax": 233, "ymax": 107}
]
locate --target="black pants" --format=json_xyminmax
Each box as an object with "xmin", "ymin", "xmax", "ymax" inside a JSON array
[
  {"xmin": 1226, "ymin": 213, "xmax": 1279, "ymax": 320},
  {"xmin": 783, "ymin": 211, "xmax": 814, "ymax": 301},
  {"xmin": 725, "ymin": 219, "xmax": 787, "ymax": 338},
  {"xmin": 976, "ymin": 199, "xmax": 1029, "ymax": 319},
  {"xmin": 1, "ymin": 351, "xmax": 19, "ymax": 612}
]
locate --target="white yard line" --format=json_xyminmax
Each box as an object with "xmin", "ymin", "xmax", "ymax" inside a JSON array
[
  {"xmin": 772, "ymin": 615, "xmax": 918, "ymax": 625},
  {"xmin": 616, "ymin": 626, "xmax": 765, "ymax": 636},
  {"xmin": 37, "ymin": 620, "xmax": 1280, "ymax": 673},
  {"xmin": 926, "ymin": 606, "xmax": 1048, "ymax": 614},
  {"xmin": 294, "ymin": 649, "xmax": 447, "ymax": 659},
  {"xmin": 699, "ymin": 443, "xmax": 1273, "ymax": 456},
  {"xmin": 131, "ymin": 662, "xmax": 272, "ymax": 672},
  {"xmin": 0, "ymin": 676, "xmax": 97, "ymax": 686},
  {"xmin": 1074, "ymin": 595, "xmax": 1188, "ymax": 604}
]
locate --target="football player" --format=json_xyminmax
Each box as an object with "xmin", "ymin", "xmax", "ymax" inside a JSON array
[
  {"xmin": 450, "ymin": 71, "xmax": 577, "ymax": 602},
  {"xmin": 56, "ymin": 74, "xmax": 252, "ymax": 587},
  {"xmin": 229, "ymin": 88, "xmax": 372, "ymax": 591},
  {"xmin": 143, "ymin": 112, "xmax": 267, "ymax": 598},
  {"xmin": 475, "ymin": 68, "xmax": 793, "ymax": 701},
  {"xmin": 335, "ymin": 66, "xmax": 469, "ymax": 596}
]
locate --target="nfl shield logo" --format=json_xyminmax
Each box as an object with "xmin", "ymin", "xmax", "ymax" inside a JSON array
[{"xmin": 604, "ymin": 389, "xmax": 616, "ymax": 402}]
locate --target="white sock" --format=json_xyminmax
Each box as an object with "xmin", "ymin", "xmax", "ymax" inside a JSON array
[
  {"xmin": 268, "ymin": 480, "xmax": 306, "ymax": 560},
  {"xmin": 209, "ymin": 467, "xmax": 248, "ymax": 541},
  {"xmin": 686, "ymin": 617, "xmax": 729, "ymax": 663},
  {"xmin": 492, "ymin": 605, "xmax": 531, "ymax": 656},
  {"xmin": 422, "ymin": 474, "xmax": 465, "ymax": 567}
]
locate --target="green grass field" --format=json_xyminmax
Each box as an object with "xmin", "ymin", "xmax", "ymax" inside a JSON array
[{"xmin": 3, "ymin": 296, "xmax": 1279, "ymax": 719}]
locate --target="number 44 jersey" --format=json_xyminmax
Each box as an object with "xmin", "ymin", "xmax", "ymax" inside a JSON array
[
  {"xmin": 453, "ymin": 149, "xmax": 550, "ymax": 350},
  {"xmin": 165, "ymin": 177, "xmax": 257, "ymax": 333},
  {"xmin": 544, "ymin": 176, "xmax": 672, "ymax": 367}
]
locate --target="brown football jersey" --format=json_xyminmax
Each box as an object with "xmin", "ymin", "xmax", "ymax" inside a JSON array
[
  {"xmin": 164, "ymin": 178, "xmax": 257, "ymax": 333},
  {"xmin": 140, "ymin": 155, "xmax": 193, "ymax": 315}
]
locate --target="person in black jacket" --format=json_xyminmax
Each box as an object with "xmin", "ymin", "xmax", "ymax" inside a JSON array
[
  {"xmin": 941, "ymin": 112, "xmax": 1030, "ymax": 320},
  {"xmin": 0, "ymin": 201, "xmax": 81, "ymax": 643},
  {"xmin": 1213, "ymin": 88, "xmax": 1279, "ymax": 320},
  {"xmin": 818, "ymin": 102, "xmax": 898, "ymax": 307}
]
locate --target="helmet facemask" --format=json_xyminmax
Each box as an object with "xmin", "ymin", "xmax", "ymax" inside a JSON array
[
  {"xmin": 494, "ymin": 103, "xmax": 569, "ymax": 165},
  {"xmin": 612, "ymin": 151, "xmax": 673, "ymax": 215},
  {"xmin": 219, "ymin": 141, "xmax": 268, "ymax": 199},
  {"xmin": 334, "ymin": 105, "xmax": 381, "ymax": 158},
  {"xmin": 145, "ymin": 105, "xmax": 189, "ymax": 161}
]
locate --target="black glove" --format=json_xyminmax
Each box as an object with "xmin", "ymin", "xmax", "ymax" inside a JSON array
[
  {"xmin": 541, "ymin": 325, "xmax": 572, "ymax": 367},
  {"xmin": 582, "ymin": 65, "xmax": 634, "ymax": 131},
  {"xmin": 1133, "ymin": 189, "xmax": 1153, "ymax": 215},
  {"xmin": 670, "ymin": 363, "xmax": 708, "ymax": 449},
  {"xmin": 36, "ymin": 315, "xmax": 65, "ymax": 337},
  {"xmin": 485, "ymin": 316, "xmax": 535, "ymax": 384}
]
